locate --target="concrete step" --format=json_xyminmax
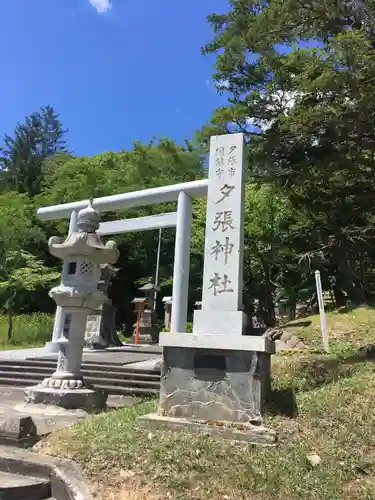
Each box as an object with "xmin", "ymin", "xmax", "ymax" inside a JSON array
[
  {"xmin": 31, "ymin": 356, "xmax": 162, "ymax": 367},
  {"xmin": 0, "ymin": 470, "xmax": 50, "ymax": 500},
  {"xmin": 0, "ymin": 377, "xmax": 159, "ymax": 396},
  {"xmin": 0, "ymin": 371, "xmax": 160, "ymax": 389},
  {"xmin": 0, "ymin": 359, "xmax": 160, "ymax": 375},
  {"xmin": 0, "ymin": 365, "xmax": 160, "ymax": 380},
  {"xmin": 95, "ymin": 384, "xmax": 159, "ymax": 396}
]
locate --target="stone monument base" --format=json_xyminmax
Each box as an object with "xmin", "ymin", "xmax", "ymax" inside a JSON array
[
  {"xmin": 85, "ymin": 303, "xmax": 122, "ymax": 349},
  {"xmin": 24, "ymin": 386, "xmax": 107, "ymax": 412},
  {"xmin": 137, "ymin": 413, "xmax": 277, "ymax": 445},
  {"xmin": 158, "ymin": 334, "xmax": 275, "ymax": 424},
  {"xmin": 131, "ymin": 333, "xmax": 153, "ymax": 344}
]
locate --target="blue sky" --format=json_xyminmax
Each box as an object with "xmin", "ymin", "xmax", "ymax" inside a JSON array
[{"xmin": 0, "ymin": 0, "xmax": 229, "ymax": 156}]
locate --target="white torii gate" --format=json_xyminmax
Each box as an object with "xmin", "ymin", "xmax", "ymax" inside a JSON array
[
  {"xmin": 37, "ymin": 180, "xmax": 208, "ymax": 350},
  {"xmin": 97, "ymin": 212, "xmax": 178, "ymax": 236}
]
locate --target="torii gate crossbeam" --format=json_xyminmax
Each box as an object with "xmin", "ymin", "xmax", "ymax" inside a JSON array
[{"xmin": 37, "ymin": 179, "xmax": 209, "ymax": 350}]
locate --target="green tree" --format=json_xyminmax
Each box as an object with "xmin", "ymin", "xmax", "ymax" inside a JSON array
[
  {"xmin": 40, "ymin": 140, "xmax": 205, "ymax": 327},
  {"xmin": 0, "ymin": 105, "xmax": 67, "ymax": 197},
  {"xmin": 200, "ymin": 0, "xmax": 375, "ymax": 305},
  {"xmin": 0, "ymin": 192, "xmax": 57, "ymax": 337},
  {"xmin": 0, "ymin": 250, "xmax": 59, "ymax": 339}
]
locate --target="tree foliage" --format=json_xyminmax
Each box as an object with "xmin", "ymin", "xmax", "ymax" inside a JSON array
[{"xmin": 199, "ymin": 0, "xmax": 375, "ymax": 307}]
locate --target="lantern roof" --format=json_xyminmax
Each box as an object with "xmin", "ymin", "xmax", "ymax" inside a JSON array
[
  {"xmin": 138, "ymin": 282, "xmax": 159, "ymax": 292},
  {"xmin": 48, "ymin": 201, "xmax": 119, "ymax": 265}
]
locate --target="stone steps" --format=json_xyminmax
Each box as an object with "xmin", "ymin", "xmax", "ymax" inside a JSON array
[
  {"xmin": 0, "ymin": 359, "xmax": 160, "ymax": 376},
  {"xmin": 0, "ymin": 359, "xmax": 161, "ymax": 397},
  {"xmin": 0, "ymin": 376, "xmax": 159, "ymax": 396},
  {"xmin": 0, "ymin": 364, "xmax": 161, "ymax": 381},
  {"xmin": 0, "ymin": 470, "xmax": 51, "ymax": 500},
  {"xmin": 0, "ymin": 371, "xmax": 160, "ymax": 388}
]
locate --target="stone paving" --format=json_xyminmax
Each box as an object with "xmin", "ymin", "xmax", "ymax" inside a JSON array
[
  {"xmin": 0, "ymin": 344, "xmax": 162, "ymax": 368},
  {"xmin": 0, "ymin": 346, "xmax": 162, "ymax": 443},
  {"xmin": 0, "ymin": 387, "xmax": 25, "ymax": 419},
  {"xmin": 0, "ymin": 386, "xmax": 139, "ymax": 420},
  {"xmin": 0, "ymin": 347, "xmax": 46, "ymax": 361}
]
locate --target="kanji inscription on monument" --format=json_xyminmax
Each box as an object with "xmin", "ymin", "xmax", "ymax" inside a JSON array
[{"xmin": 201, "ymin": 133, "xmax": 246, "ymax": 311}]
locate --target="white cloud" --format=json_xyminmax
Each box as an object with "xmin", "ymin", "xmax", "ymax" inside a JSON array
[{"xmin": 88, "ymin": 0, "xmax": 112, "ymax": 13}]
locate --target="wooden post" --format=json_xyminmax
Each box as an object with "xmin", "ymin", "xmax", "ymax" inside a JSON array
[{"xmin": 168, "ymin": 304, "xmax": 172, "ymax": 331}]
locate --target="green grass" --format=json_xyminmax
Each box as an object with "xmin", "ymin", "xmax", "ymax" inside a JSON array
[
  {"xmin": 0, "ymin": 313, "xmax": 53, "ymax": 350},
  {"xmin": 39, "ymin": 307, "xmax": 375, "ymax": 500}
]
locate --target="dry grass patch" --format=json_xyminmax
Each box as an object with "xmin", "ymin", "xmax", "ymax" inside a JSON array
[
  {"xmin": 282, "ymin": 305, "xmax": 375, "ymax": 348},
  {"xmin": 93, "ymin": 475, "xmax": 165, "ymax": 500}
]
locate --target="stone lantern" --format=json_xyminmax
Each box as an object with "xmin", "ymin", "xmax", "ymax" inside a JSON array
[
  {"xmin": 131, "ymin": 297, "xmax": 147, "ymax": 344},
  {"xmin": 25, "ymin": 201, "xmax": 119, "ymax": 411},
  {"xmin": 131, "ymin": 282, "xmax": 160, "ymax": 344}
]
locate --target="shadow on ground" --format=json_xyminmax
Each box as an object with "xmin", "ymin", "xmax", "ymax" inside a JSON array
[
  {"xmin": 268, "ymin": 388, "xmax": 298, "ymax": 418},
  {"xmin": 281, "ymin": 320, "xmax": 312, "ymax": 328},
  {"xmin": 336, "ymin": 304, "xmax": 375, "ymax": 314}
]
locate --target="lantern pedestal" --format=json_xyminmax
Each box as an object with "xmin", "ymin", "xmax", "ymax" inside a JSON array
[{"xmin": 24, "ymin": 386, "xmax": 107, "ymax": 412}]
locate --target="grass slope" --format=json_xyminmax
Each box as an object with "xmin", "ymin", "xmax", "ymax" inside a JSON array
[{"xmin": 39, "ymin": 307, "xmax": 375, "ymax": 500}]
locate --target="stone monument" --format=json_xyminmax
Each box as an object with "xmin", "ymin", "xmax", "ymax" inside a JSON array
[
  {"xmin": 85, "ymin": 264, "xmax": 123, "ymax": 349},
  {"xmin": 132, "ymin": 282, "xmax": 160, "ymax": 344},
  {"xmin": 141, "ymin": 133, "xmax": 275, "ymax": 443},
  {"xmin": 24, "ymin": 201, "xmax": 119, "ymax": 411}
]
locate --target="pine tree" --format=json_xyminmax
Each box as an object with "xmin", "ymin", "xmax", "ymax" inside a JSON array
[
  {"xmin": 200, "ymin": 0, "xmax": 375, "ymax": 304},
  {"xmin": 0, "ymin": 105, "xmax": 67, "ymax": 197}
]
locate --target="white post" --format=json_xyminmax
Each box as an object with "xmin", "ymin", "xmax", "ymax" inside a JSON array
[
  {"xmin": 45, "ymin": 210, "xmax": 79, "ymax": 352},
  {"xmin": 154, "ymin": 228, "xmax": 162, "ymax": 310},
  {"xmin": 315, "ymin": 270, "xmax": 329, "ymax": 352},
  {"xmin": 171, "ymin": 191, "xmax": 192, "ymax": 333}
]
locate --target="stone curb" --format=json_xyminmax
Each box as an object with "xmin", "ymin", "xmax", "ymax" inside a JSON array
[
  {"xmin": 138, "ymin": 413, "xmax": 277, "ymax": 446},
  {"xmin": 263, "ymin": 328, "xmax": 308, "ymax": 351},
  {"xmin": 0, "ymin": 446, "xmax": 93, "ymax": 500}
]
